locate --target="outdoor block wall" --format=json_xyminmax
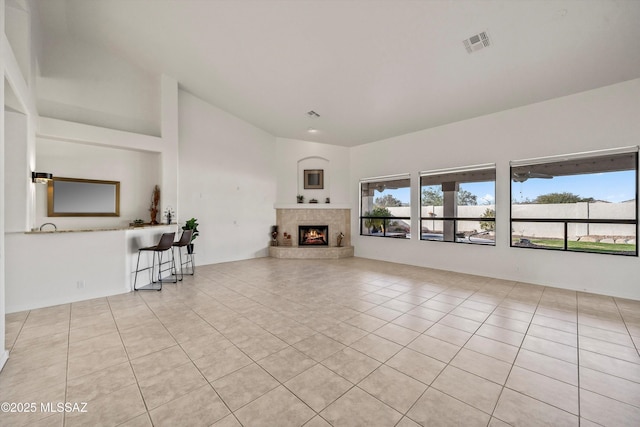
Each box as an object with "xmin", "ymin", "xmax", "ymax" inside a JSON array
[{"xmin": 387, "ymin": 202, "xmax": 635, "ymax": 240}]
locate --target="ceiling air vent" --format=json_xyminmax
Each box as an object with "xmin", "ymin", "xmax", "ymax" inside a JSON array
[{"xmin": 463, "ymin": 31, "xmax": 490, "ymax": 54}]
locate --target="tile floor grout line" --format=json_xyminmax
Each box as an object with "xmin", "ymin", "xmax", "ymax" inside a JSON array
[
  {"xmin": 484, "ymin": 282, "xmax": 545, "ymax": 425},
  {"xmin": 62, "ymin": 305, "xmax": 72, "ymax": 427},
  {"xmin": 195, "ymin": 272, "xmax": 399, "ymax": 425},
  {"xmin": 106, "ymin": 294, "xmax": 155, "ymax": 425},
  {"xmin": 496, "ymin": 286, "xmax": 586, "ymax": 423},
  {"xmin": 4, "ymin": 259, "xmax": 640, "ymax": 426},
  {"xmin": 144, "ymin": 292, "xmax": 242, "ymax": 426},
  {"xmin": 612, "ymin": 297, "xmax": 640, "ymax": 358},
  {"xmin": 198, "ymin": 270, "xmax": 464, "ymax": 423},
  {"xmin": 6, "ymin": 310, "xmax": 31, "ymax": 354},
  {"xmin": 188, "ymin": 270, "xmax": 604, "ymax": 424},
  {"xmin": 149, "ymin": 282, "xmax": 324, "ymax": 425},
  {"xmin": 397, "ymin": 280, "xmax": 519, "ymax": 425}
]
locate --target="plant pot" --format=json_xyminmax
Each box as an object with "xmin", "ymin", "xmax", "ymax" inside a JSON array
[{"xmin": 187, "ymin": 243, "xmax": 194, "ymax": 254}]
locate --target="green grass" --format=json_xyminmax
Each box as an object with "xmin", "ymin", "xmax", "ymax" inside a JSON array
[{"xmin": 514, "ymin": 238, "xmax": 636, "ymax": 254}]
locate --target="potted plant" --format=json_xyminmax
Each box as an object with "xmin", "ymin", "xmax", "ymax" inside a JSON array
[
  {"xmin": 297, "ymin": 194, "xmax": 304, "ymax": 203},
  {"xmin": 182, "ymin": 218, "xmax": 199, "ymax": 254}
]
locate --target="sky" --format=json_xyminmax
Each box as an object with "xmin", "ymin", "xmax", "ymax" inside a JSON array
[
  {"xmin": 512, "ymin": 170, "xmax": 635, "ymax": 203},
  {"xmin": 375, "ymin": 170, "xmax": 636, "ymax": 205}
]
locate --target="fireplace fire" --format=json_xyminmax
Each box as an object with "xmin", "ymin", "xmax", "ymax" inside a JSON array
[{"xmin": 299, "ymin": 225, "xmax": 329, "ymax": 246}]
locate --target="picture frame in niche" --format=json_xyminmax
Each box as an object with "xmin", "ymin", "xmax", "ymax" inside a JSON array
[{"xmin": 304, "ymin": 169, "xmax": 324, "ymax": 189}]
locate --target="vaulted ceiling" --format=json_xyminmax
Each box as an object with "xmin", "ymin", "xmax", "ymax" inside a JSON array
[{"xmin": 34, "ymin": 0, "xmax": 640, "ymax": 146}]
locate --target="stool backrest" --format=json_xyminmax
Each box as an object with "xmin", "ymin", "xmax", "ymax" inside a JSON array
[
  {"xmin": 175, "ymin": 229, "xmax": 193, "ymax": 247},
  {"xmin": 156, "ymin": 232, "xmax": 176, "ymax": 251}
]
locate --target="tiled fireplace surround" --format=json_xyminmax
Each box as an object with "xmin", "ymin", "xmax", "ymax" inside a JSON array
[{"xmin": 269, "ymin": 207, "xmax": 354, "ymax": 259}]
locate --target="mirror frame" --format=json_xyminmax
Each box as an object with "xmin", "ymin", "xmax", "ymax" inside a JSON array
[{"xmin": 47, "ymin": 177, "xmax": 120, "ymax": 217}]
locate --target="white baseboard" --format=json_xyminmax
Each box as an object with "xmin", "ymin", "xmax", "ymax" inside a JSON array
[{"xmin": 0, "ymin": 350, "xmax": 9, "ymax": 372}]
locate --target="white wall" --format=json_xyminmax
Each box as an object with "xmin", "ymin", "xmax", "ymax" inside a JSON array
[
  {"xmin": 34, "ymin": 138, "xmax": 160, "ymax": 230},
  {"xmin": 3, "ymin": 74, "xmax": 179, "ymax": 312},
  {"xmin": 37, "ymin": 33, "xmax": 160, "ymax": 136},
  {"xmin": 275, "ymin": 137, "xmax": 350, "ymax": 205},
  {"xmin": 351, "ymin": 78, "xmax": 640, "ymax": 300},
  {"xmin": 4, "ymin": 110, "xmax": 29, "ymax": 231},
  {"xmin": 1, "ymin": 0, "xmax": 7, "ymax": 370},
  {"xmin": 5, "ymin": 230, "xmax": 128, "ymax": 313},
  {"xmin": 4, "ymin": 0, "xmax": 29, "ymax": 82},
  {"xmin": 178, "ymin": 90, "xmax": 277, "ymax": 265},
  {"xmin": 5, "ymin": 225, "xmax": 175, "ymax": 313}
]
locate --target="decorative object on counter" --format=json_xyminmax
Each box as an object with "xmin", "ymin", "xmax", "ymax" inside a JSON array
[
  {"xmin": 337, "ymin": 232, "xmax": 345, "ymax": 247},
  {"xmin": 182, "ymin": 218, "xmax": 199, "ymax": 254},
  {"xmin": 164, "ymin": 206, "xmax": 175, "ymax": 224},
  {"xmin": 282, "ymin": 232, "xmax": 292, "ymax": 246},
  {"xmin": 149, "ymin": 185, "xmax": 160, "ymax": 225},
  {"xmin": 325, "ymin": 197, "xmax": 330, "ymax": 203},
  {"xmin": 271, "ymin": 225, "xmax": 279, "ymax": 246},
  {"xmin": 304, "ymin": 169, "xmax": 324, "ymax": 189},
  {"xmin": 309, "ymin": 198, "xmax": 318, "ymax": 204},
  {"xmin": 297, "ymin": 194, "xmax": 304, "ymax": 203},
  {"xmin": 132, "ymin": 219, "xmax": 145, "ymax": 227}
]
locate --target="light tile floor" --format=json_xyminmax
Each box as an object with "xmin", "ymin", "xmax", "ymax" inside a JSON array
[{"xmin": 1, "ymin": 257, "xmax": 639, "ymax": 426}]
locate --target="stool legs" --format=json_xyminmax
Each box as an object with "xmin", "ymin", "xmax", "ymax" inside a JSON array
[
  {"xmin": 170, "ymin": 246, "xmax": 195, "ymax": 281},
  {"xmin": 133, "ymin": 247, "xmax": 177, "ymax": 291},
  {"xmin": 171, "ymin": 248, "xmax": 184, "ymax": 282},
  {"xmin": 134, "ymin": 250, "xmax": 161, "ymax": 291}
]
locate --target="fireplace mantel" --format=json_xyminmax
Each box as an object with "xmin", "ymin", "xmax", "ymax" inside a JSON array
[{"xmin": 274, "ymin": 203, "xmax": 351, "ymax": 210}]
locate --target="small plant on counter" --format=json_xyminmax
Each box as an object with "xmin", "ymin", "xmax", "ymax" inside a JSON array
[{"xmin": 297, "ymin": 194, "xmax": 304, "ymax": 203}]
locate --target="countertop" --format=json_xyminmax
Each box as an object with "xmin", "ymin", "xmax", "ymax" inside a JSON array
[{"xmin": 25, "ymin": 224, "xmax": 175, "ymax": 234}]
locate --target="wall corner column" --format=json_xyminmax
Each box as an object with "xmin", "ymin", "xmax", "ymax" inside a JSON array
[
  {"xmin": 160, "ymin": 74, "xmax": 179, "ymax": 223},
  {"xmin": 1, "ymin": 0, "xmax": 10, "ymax": 371}
]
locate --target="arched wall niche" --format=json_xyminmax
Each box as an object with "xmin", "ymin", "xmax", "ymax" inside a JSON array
[{"xmin": 297, "ymin": 156, "xmax": 330, "ymax": 202}]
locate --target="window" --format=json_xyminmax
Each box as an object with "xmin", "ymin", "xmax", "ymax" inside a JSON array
[
  {"xmin": 420, "ymin": 164, "xmax": 496, "ymax": 245},
  {"xmin": 360, "ymin": 175, "xmax": 410, "ymax": 239},
  {"xmin": 511, "ymin": 148, "xmax": 638, "ymax": 256}
]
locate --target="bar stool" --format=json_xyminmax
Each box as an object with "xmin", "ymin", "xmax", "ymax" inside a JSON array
[
  {"xmin": 172, "ymin": 229, "xmax": 195, "ymax": 281},
  {"xmin": 133, "ymin": 232, "xmax": 176, "ymax": 291}
]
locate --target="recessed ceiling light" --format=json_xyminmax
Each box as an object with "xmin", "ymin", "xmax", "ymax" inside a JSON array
[{"xmin": 307, "ymin": 127, "xmax": 318, "ymax": 133}]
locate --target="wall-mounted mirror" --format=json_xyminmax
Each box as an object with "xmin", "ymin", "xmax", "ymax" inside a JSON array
[{"xmin": 47, "ymin": 177, "xmax": 120, "ymax": 217}]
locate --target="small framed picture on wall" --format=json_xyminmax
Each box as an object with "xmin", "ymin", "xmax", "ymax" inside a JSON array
[{"xmin": 304, "ymin": 169, "xmax": 324, "ymax": 189}]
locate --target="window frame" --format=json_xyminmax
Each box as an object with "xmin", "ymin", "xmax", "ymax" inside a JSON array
[
  {"xmin": 509, "ymin": 148, "xmax": 638, "ymax": 257},
  {"xmin": 419, "ymin": 164, "xmax": 496, "ymax": 246},
  {"xmin": 359, "ymin": 174, "xmax": 411, "ymax": 239}
]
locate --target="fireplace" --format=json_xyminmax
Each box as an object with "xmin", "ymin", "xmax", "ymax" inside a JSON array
[{"xmin": 299, "ymin": 225, "xmax": 329, "ymax": 246}]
